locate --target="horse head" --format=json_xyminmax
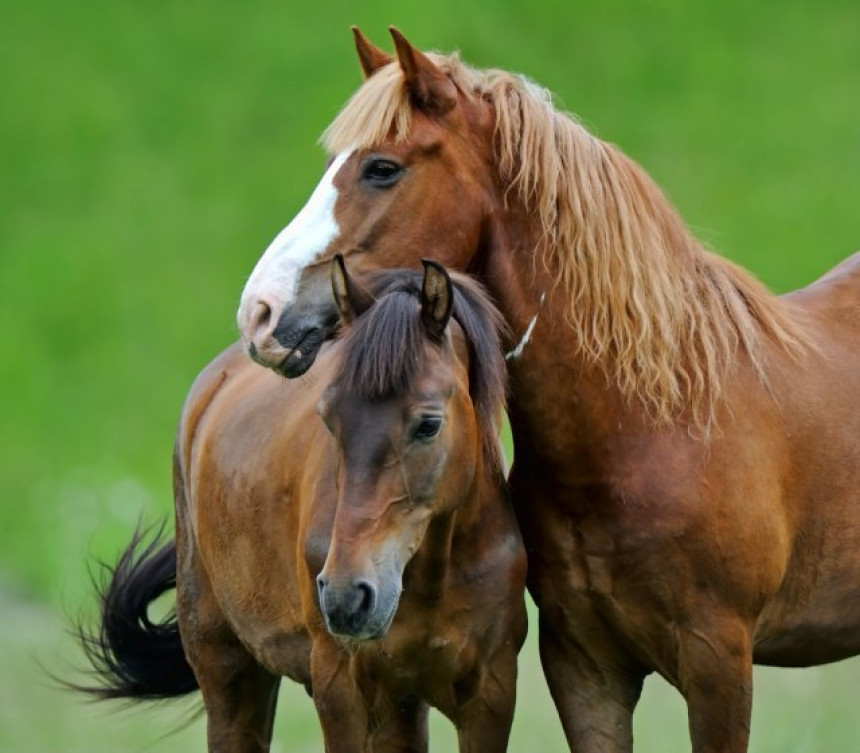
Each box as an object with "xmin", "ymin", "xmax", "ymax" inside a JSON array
[
  {"xmin": 312, "ymin": 257, "xmax": 503, "ymax": 640},
  {"xmin": 237, "ymin": 27, "xmax": 500, "ymax": 378}
]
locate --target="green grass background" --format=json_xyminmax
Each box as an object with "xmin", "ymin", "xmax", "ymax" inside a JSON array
[{"xmin": 1, "ymin": 0, "xmax": 858, "ymax": 750}]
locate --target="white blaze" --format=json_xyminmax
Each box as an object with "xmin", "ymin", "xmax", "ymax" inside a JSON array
[{"xmin": 238, "ymin": 150, "xmax": 352, "ymax": 330}]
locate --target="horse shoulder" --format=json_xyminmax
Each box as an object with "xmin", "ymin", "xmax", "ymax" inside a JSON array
[{"xmin": 598, "ymin": 411, "xmax": 788, "ymax": 570}]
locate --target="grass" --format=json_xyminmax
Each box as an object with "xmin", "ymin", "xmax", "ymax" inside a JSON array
[
  {"xmin": 5, "ymin": 587, "xmax": 859, "ymax": 752},
  {"xmin": 1, "ymin": 0, "xmax": 858, "ymax": 749}
]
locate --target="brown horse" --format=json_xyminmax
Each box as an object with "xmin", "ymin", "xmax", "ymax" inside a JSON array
[
  {"xmin": 77, "ymin": 259, "xmax": 527, "ymax": 752},
  {"xmin": 235, "ymin": 28, "xmax": 860, "ymax": 753}
]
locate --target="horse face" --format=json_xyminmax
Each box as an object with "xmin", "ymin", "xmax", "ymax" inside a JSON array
[
  {"xmin": 236, "ymin": 33, "xmax": 496, "ymax": 378},
  {"xmin": 314, "ymin": 343, "xmax": 476, "ymax": 640}
]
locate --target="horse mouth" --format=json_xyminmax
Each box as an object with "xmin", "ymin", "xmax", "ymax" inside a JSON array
[
  {"xmin": 344, "ymin": 609, "xmax": 397, "ymax": 642},
  {"xmin": 272, "ymin": 327, "xmax": 328, "ymax": 378}
]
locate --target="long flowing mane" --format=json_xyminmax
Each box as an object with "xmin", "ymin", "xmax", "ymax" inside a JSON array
[{"xmin": 323, "ymin": 54, "xmax": 810, "ymax": 427}]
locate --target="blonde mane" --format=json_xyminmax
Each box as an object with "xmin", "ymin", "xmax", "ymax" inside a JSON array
[{"xmin": 322, "ymin": 54, "xmax": 810, "ymax": 427}]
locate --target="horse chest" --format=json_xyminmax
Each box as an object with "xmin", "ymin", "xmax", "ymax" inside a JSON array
[
  {"xmin": 514, "ymin": 456, "xmax": 699, "ymax": 620},
  {"xmin": 351, "ymin": 623, "xmax": 470, "ymax": 695}
]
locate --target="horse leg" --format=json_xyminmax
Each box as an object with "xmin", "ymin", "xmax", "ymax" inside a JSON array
[
  {"xmin": 175, "ymin": 513, "xmax": 281, "ymax": 751},
  {"xmin": 310, "ymin": 638, "xmax": 370, "ymax": 753},
  {"xmin": 452, "ymin": 644, "xmax": 519, "ymax": 753},
  {"xmin": 678, "ymin": 619, "xmax": 753, "ymax": 753},
  {"xmin": 369, "ymin": 696, "xmax": 430, "ymax": 753},
  {"xmin": 192, "ymin": 627, "xmax": 282, "ymax": 753},
  {"xmin": 538, "ymin": 613, "xmax": 644, "ymax": 753}
]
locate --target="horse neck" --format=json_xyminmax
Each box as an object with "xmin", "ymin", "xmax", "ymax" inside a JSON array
[
  {"xmin": 483, "ymin": 224, "xmax": 605, "ymax": 442},
  {"xmin": 481, "ymin": 145, "xmax": 695, "ymax": 360},
  {"xmin": 480, "ymin": 146, "xmax": 805, "ymax": 453},
  {"xmin": 479, "ymin": 201, "xmax": 554, "ymax": 346},
  {"xmin": 478, "ymin": 175, "xmax": 692, "ymax": 480}
]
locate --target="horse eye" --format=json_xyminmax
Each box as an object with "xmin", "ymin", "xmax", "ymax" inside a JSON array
[
  {"xmin": 413, "ymin": 416, "xmax": 443, "ymax": 441},
  {"xmin": 362, "ymin": 159, "xmax": 403, "ymax": 187}
]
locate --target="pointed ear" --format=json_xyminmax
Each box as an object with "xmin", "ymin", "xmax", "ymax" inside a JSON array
[
  {"xmin": 331, "ymin": 254, "xmax": 374, "ymax": 325},
  {"xmin": 389, "ymin": 27, "xmax": 457, "ymax": 115},
  {"xmin": 351, "ymin": 26, "xmax": 393, "ymax": 79},
  {"xmin": 420, "ymin": 259, "xmax": 454, "ymax": 340}
]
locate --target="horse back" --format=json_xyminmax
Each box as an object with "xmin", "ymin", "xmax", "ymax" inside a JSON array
[
  {"xmin": 776, "ymin": 251, "xmax": 860, "ymax": 471},
  {"xmin": 778, "ymin": 252, "xmax": 860, "ymax": 446},
  {"xmin": 175, "ymin": 341, "xmax": 246, "ymax": 504},
  {"xmin": 784, "ymin": 251, "xmax": 860, "ymax": 329},
  {"xmin": 176, "ymin": 341, "xmax": 333, "ymax": 518}
]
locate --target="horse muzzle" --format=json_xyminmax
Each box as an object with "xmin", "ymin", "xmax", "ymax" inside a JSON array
[
  {"xmin": 316, "ymin": 574, "xmax": 400, "ymax": 640},
  {"xmin": 243, "ymin": 305, "xmax": 336, "ymax": 378}
]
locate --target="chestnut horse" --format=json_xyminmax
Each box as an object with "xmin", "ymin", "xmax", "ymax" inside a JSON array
[
  {"xmin": 78, "ymin": 260, "xmax": 527, "ymax": 751},
  {"xmin": 236, "ymin": 28, "xmax": 860, "ymax": 753}
]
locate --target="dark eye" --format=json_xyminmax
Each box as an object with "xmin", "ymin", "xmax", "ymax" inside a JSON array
[
  {"xmin": 362, "ymin": 158, "xmax": 403, "ymax": 187},
  {"xmin": 413, "ymin": 416, "xmax": 442, "ymax": 441}
]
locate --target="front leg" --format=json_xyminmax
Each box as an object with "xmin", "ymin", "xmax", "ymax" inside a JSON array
[
  {"xmin": 678, "ymin": 618, "xmax": 753, "ymax": 753},
  {"xmin": 370, "ymin": 696, "xmax": 430, "ymax": 753},
  {"xmin": 453, "ymin": 644, "xmax": 520, "ymax": 753},
  {"xmin": 311, "ymin": 637, "xmax": 370, "ymax": 753},
  {"xmin": 539, "ymin": 613, "xmax": 644, "ymax": 753}
]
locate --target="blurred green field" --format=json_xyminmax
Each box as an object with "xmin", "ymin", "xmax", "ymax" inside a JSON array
[{"xmin": 1, "ymin": 0, "xmax": 858, "ymax": 750}]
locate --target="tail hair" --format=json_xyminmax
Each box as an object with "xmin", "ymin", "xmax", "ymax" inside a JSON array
[{"xmin": 70, "ymin": 522, "xmax": 198, "ymax": 701}]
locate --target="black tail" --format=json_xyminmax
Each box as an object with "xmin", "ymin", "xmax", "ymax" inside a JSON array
[{"xmin": 71, "ymin": 524, "xmax": 199, "ymax": 701}]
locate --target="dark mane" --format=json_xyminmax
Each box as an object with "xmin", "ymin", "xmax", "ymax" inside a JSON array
[{"xmin": 336, "ymin": 269, "xmax": 508, "ymax": 468}]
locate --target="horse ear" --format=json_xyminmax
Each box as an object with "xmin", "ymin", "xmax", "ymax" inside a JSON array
[
  {"xmin": 331, "ymin": 254, "xmax": 374, "ymax": 324},
  {"xmin": 420, "ymin": 259, "xmax": 454, "ymax": 340},
  {"xmin": 389, "ymin": 27, "xmax": 457, "ymax": 115},
  {"xmin": 351, "ymin": 26, "xmax": 393, "ymax": 79}
]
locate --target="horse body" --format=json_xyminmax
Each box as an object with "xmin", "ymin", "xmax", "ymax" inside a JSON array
[
  {"xmin": 234, "ymin": 29, "xmax": 860, "ymax": 752},
  {"xmin": 176, "ymin": 339, "xmax": 527, "ymax": 693},
  {"xmin": 480, "ymin": 191, "xmax": 860, "ymax": 751},
  {"xmin": 503, "ymin": 246, "xmax": 860, "ymax": 691},
  {"xmin": 80, "ymin": 266, "xmax": 526, "ymax": 752}
]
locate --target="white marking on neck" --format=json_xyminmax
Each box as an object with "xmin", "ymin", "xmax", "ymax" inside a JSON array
[
  {"xmin": 505, "ymin": 292, "xmax": 546, "ymax": 361},
  {"xmin": 238, "ymin": 149, "xmax": 352, "ymax": 326}
]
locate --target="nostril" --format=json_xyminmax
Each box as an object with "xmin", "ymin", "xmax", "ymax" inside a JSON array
[
  {"xmin": 355, "ymin": 580, "xmax": 377, "ymax": 616},
  {"xmin": 250, "ymin": 301, "xmax": 273, "ymax": 340},
  {"xmin": 316, "ymin": 574, "xmax": 329, "ymax": 600}
]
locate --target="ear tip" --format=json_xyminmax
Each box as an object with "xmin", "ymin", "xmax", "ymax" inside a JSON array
[
  {"xmin": 332, "ymin": 253, "xmax": 347, "ymax": 274},
  {"xmin": 421, "ymin": 258, "xmax": 447, "ymax": 274}
]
